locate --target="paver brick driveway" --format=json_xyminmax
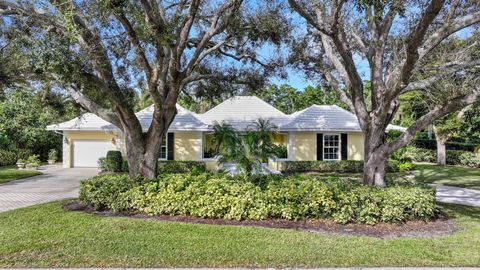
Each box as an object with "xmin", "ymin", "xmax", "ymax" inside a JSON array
[{"xmin": 0, "ymin": 165, "xmax": 97, "ymax": 212}]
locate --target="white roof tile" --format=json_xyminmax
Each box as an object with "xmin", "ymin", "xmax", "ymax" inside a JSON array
[
  {"xmin": 197, "ymin": 96, "xmax": 286, "ymax": 126},
  {"xmin": 46, "ymin": 113, "xmax": 117, "ymax": 131},
  {"xmin": 47, "ymin": 96, "xmax": 406, "ymax": 133}
]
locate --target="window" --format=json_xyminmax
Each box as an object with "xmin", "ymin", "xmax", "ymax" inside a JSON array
[
  {"xmin": 159, "ymin": 135, "xmax": 167, "ymax": 160},
  {"xmin": 323, "ymin": 134, "xmax": 340, "ymax": 160}
]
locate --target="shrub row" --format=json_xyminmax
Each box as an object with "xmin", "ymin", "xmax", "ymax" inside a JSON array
[
  {"xmin": 393, "ymin": 146, "xmax": 480, "ymax": 168},
  {"xmin": 157, "ymin": 161, "xmax": 206, "ymax": 175},
  {"xmin": 411, "ymin": 139, "xmax": 477, "ymax": 152},
  {"xmin": 80, "ymin": 173, "xmax": 436, "ymax": 225},
  {"xmin": 280, "ymin": 160, "xmax": 402, "ymax": 173},
  {"xmin": 0, "ymin": 148, "xmax": 32, "ymax": 166},
  {"xmin": 98, "ymin": 155, "xmax": 208, "ymax": 174}
]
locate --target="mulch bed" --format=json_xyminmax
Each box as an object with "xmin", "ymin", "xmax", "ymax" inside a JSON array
[{"xmin": 63, "ymin": 200, "xmax": 459, "ymax": 239}]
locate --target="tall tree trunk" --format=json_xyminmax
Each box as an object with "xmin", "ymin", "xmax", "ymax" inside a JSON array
[
  {"xmin": 362, "ymin": 125, "xmax": 388, "ymax": 187},
  {"xmin": 436, "ymin": 135, "xmax": 448, "ymax": 166},
  {"xmin": 124, "ymin": 129, "xmax": 146, "ymax": 178}
]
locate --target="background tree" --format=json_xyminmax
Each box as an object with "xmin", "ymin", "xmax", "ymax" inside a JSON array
[
  {"xmin": 0, "ymin": 0, "xmax": 287, "ymax": 178},
  {"xmin": 259, "ymin": 84, "xmax": 347, "ymax": 113},
  {"xmin": 0, "ymin": 85, "xmax": 79, "ymax": 161},
  {"xmin": 288, "ymin": 0, "xmax": 480, "ymax": 186}
]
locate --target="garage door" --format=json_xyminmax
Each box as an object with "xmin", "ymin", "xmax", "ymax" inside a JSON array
[{"xmin": 73, "ymin": 140, "xmax": 115, "ymax": 167}]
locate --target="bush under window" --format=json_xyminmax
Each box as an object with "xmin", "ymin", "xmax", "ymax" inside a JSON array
[
  {"xmin": 279, "ymin": 160, "xmax": 402, "ymax": 173},
  {"xmin": 157, "ymin": 161, "xmax": 206, "ymax": 174}
]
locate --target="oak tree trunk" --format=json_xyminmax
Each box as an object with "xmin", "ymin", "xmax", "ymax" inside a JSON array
[
  {"xmin": 362, "ymin": 122, "xmax": 388, "ymax": 187},
  {"xmin": 123, "ymin": 104, "xmax": 177, "ymax": 179}
]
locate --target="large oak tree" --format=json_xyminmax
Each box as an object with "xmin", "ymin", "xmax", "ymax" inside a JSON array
[
  {"xmin": 288, "ymin": 0, "xmax": 480, "ymax": 186},
  {"xmin": 0, "ymin": 0, "xmax": 286, "ymax": 178}
]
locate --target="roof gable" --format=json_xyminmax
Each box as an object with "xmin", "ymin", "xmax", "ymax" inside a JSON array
[
  {"xmin": 136, "ymin": 104, "xmax": 208, "ymax": 131},
  {"xmin": 282, "ymin": 105, "xmax": 362, "ymax": 131},
  {"xmin": 198, "ymin": 96, "xmax": 286, "ymax": 125}
]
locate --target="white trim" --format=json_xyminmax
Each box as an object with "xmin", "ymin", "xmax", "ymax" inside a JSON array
[
  {"xmin": 62, "ymin": 133, "xmax": 68, "ymax": 168},
  {"xmin": 288, "ymin": 131, "xmax": 295, "ymax": 160},
  {"xmin": 322, "ymin": 133, "xmax": 341, "ymax": 161},
  {"xmin": 196, "ymin": 131, "xmax": 203, "ymax": 160},
  {"xmin": 158, "ymin": 134, "xmax": 168, "ymax": 160}
]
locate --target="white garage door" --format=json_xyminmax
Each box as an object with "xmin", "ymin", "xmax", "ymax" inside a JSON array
[{"xmin": 73, "ymin": 140, "xmax": 115, "ymax": 167}]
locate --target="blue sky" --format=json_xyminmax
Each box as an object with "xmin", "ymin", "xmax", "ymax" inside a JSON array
[{"xmin": 269, "ymin": 57, "xmax": 371, "ymax": 90}]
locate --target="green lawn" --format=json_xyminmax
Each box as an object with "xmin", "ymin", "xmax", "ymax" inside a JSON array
[
  {"xmin": 393, "ymin": 164, "xmax": 480, "ymax": 190},
  {"xmin": 0, "ymin": 166, "xmax": 42, "ymax": 184},
  {"xmin": 1, "ymin": 201, "xmax": 480, "ymax": 267}
]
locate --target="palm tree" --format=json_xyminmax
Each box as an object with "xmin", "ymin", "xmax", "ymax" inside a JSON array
[
  {"xmin": 213, "ymin": 119, "xmax": 282, "ymax": 175},
  {"xmin": 212, "ymin": 122, "xmax": 237, "ymax": 154}
]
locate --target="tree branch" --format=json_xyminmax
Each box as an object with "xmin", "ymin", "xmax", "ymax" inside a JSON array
[
  {"xmin": 385, "ymin": 87, "xmax": 480, "ymax": 155},
  {"xmin": 288, "ymin": 0, "xmax": 331, "ymax": 35},
  {"xmin": 115, "ymin": 12, "xmax": 153, "ymax": 79},
  {"xmin": 401, "ymin": 59, "xmax": 480, "ymax": 93},
  {"xmin": 418, "ymin": 10, "xmax": 480, "ymax": 60},
  {"xmin": 67, "ymin": 85, "xmax": 122, "ymax": 129}
]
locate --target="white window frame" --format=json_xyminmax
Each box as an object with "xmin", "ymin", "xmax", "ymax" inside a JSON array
[
  {"xmin": 323, "ymin": 133, "xmax": 341, "ymax": 161},
  {"xmin": 202, "ymin": 132, "xmax": 217, "ymax": 160},
  {"xmin": 158, "ymin": 134, "xmax": 168, "ymax": 160}
]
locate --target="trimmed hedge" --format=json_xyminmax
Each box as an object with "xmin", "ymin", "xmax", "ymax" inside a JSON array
[
  {"xmin": 280, "ymin": 160, "xmax": 401, "ymax": 173},
  {"xmin": 411, "ymin": 139, "xmax": 476, "ymax": 152},
  {"xmin": 157, "ymin": 161, "xmax": 206, "ymax": 174},
  {"xmin": 80, "ymin": 173, "xmax": 436, "ymax": 225},
  {"xmin": 393, "ymin": 146, "xmax": 480, "ymax": 168},
  {"xmin": 106, "ymin": 151, "xmax": 123, "ymax": 172}
]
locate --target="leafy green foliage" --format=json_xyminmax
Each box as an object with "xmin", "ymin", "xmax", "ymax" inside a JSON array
[
  {"xmin": 0, "ymin": 87, "xmax": 78, "ymax": 161},
  {"xmin": 80, "ymin": 173, "xmax": 436, "ymax": 225},
  {"xmin": 458, "ymin": 152, "xmax": 480, "ymax": 168},
  {"xmin": 106, "ymin": 151, "xmax": 123, "ymax": 172},
  {"xmin": 214, "ymin": 119, "xmax": 284, "ymax": 174},
  {"xmin": 259, "ymin": 84, "xmax": 347, "ymax": 114},
  {"xmin": 79, "ymin": 173, "xmax": 143, "ymax": 212},
  {"xmin": 157, "ymin": 161, "xmax": 206, "ymax": 175},
  {"xmin": 48, "ymin": 149, "xmax": 58, "ymax": 161},
  {"xmin": 0, "ymin": 149, "xmax": 31, "ymax": 166},
  {"xmin": 280, "ymin": 160, "xmax": 401, "ymax": 173},
  {"xmin": 392, "ymin": 146, "xmax": 480, "ymax": 168}
]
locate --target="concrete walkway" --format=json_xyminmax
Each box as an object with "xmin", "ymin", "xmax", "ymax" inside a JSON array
[
  {"xmin": 435, "ymin": 185, "xmax": 480, "ymax": 207},
  {"xmin": 0, "ymin": 165, "xmax": 97, "ymax": 212}
]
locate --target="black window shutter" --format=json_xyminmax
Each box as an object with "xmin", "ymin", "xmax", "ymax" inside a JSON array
[
  {"xmin": 317, "ymin": 133, "xmax": 323, "ymax": 161},
  {"xmin": 341, "ymin": 133, "xmax": 348, "ymax": 160},
  {"xmin": 167, "ymin": 132, "xmax": 174, "ymax": 160}
]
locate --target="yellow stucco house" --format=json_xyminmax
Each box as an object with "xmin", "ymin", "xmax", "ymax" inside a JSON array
[{"xmin": 47, "ymin": 96, "xmax": 404, "ymax": 171}]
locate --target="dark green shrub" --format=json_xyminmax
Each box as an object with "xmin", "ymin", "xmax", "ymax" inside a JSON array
[
  {"xmin": 393, "ymin": 146, "xmax": 436, "ymax": 163},
  {"xmin": 122, "ymin": 160, "xmax": 129, "ymax": 172},
  {"xmin": 446, "ymin": 150, "xmax": 464, "ymax": 165},
  {"xmin": 79, "ymin": 173, "xmax": 436, "ymax": 225},
  {"xmin": 0, "ymin": 148, "xmax": 32, "ymax": 166},
  {"xmin": 98, "ymin": 157, "xmax": 107, "ymax": 171},
  {"xmin": 458, "ymin": 152, "xmax": 480, "ymax": 168},
  {"xmin": 79, "ymin": 173, "xmax": 143, "ymax": 211},
  {"xmin": 106, "ymin": 150, "xmax": 123, "ymax": 172},
  {"xmin": 281, "ymin": 160, "xmax": 364, "ymax": 173},
  {"xmin": 281, "ymin": 160, "xmax": 400, "ymax": 173},
  {"xmin": 411, "ymin": 139, "xmax": 476, "ymax": 152},
  {"xmin": 157, "ymin": 161, "xmax": 206, "ymax": 174}
]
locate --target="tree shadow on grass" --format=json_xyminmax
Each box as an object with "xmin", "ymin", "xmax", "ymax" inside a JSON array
[{"xmin": 438, "ymin": 202, "xmax": 480, "ymax": 220}]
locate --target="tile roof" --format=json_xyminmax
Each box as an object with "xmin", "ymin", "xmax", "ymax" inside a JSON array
[{"xmin": 47, "ymin": 96, "xmax": 406, "ymax": 132}]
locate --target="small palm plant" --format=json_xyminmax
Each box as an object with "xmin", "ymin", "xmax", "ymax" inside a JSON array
[{"xmin": 213, "ymin": 119, "xmax": 283, "ymax": 175}]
